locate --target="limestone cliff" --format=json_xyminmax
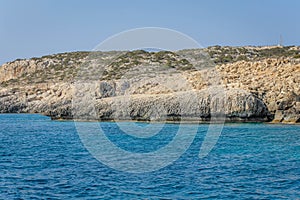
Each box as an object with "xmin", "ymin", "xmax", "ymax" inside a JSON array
[{"xmin": 0, "ymin": 46, "xmax": 299, "ymax": 123}]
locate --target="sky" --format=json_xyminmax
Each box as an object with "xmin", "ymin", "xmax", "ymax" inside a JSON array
[{"xmin": 1, "ymin": 0, "xmax": 300, "ymax": 64}]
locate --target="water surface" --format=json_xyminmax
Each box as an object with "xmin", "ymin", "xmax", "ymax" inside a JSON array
[{"xmin": 0, "ymin": 114, "xmax": 299, "ymax": 199}]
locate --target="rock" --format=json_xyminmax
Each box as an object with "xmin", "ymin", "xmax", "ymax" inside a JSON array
[
  {"xmin": 273, "ymin": 110, "xmax": 284, "ymax": 123},
  {"xmin": 0, "ymin": 47, "xmax": 299, "ymax": 123},
  {"xmin": 72, "ymin": 88, "xmax": 270, "ymax": 122},
  {"xmin": 98, "ymin": 81, "xmax": 116, "ymax": 98}
]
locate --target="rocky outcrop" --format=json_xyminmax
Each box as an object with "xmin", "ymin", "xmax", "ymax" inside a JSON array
[
  {"xmin": 72, "ymin": 86, "xmax": 270, "ymax": 122},
  {"xmin": 0, "ymin": 46, "xmax": 299, "ymax": 123},
  {"xmin": 215, "ymin": 58, "xmax": 300, "ymax": 123}
]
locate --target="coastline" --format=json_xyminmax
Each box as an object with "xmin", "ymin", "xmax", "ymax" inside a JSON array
[
  {"xmin": 1, "ymin": 113, "xmax": 298, "ymax": 125},
  {"xmin": 0, "ymin": 47, "xmax": 299, "ymax": 124}
]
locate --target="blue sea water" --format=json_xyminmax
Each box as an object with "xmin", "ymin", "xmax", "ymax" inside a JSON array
[{"xmin": 0, "ymin": 114, "xmax": 299, "ymax": 199}]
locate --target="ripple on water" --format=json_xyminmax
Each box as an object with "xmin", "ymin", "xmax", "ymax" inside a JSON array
[{"xmin": 0, "ymin": 114, "xmax": 299, "ymax": 199}]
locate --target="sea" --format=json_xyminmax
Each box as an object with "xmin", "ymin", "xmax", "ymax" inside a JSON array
[{"xmin": 0, "ymin": 114, "xmax": 299, "ymax": 199}]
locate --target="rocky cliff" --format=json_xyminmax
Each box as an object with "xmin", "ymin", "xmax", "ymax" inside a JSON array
[{"xmin": 0, "ymin": 46, "xmax": 299, "ymax": 123}]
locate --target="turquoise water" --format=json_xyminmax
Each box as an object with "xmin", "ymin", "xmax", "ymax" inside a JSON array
[{"xmin": 0, "ymin": 114, "xmax": 299, "ymax": 199}]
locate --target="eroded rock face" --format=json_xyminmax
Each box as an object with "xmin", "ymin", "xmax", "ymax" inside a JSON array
[
  {"xmin": 214, "ymin": 58, "xmax": 300, "ymax": 123},
  {"xmin": 0, "ymin": 81, "xmax": 270, "ymax": 122},
  {"xmin": 0, "ymin": 47, "xmax": 299, "ymax": 123},
  {"xmin": 91, "ymin": 89, "xmax": 270, "ymax": 122}
]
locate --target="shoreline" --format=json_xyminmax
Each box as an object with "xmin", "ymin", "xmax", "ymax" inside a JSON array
[
  {"xmin": 1, "ymin": 47, "xmax": 299, "ymax": 126},
  {"xmin": 1, "ymin": 113, "xmax": 298, "ymax": 125}
]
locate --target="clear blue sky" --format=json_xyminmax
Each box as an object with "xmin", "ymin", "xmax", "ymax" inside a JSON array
[{"xmin": 1, "ymin": 0, "xmax": 300, "ymax": 64}]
